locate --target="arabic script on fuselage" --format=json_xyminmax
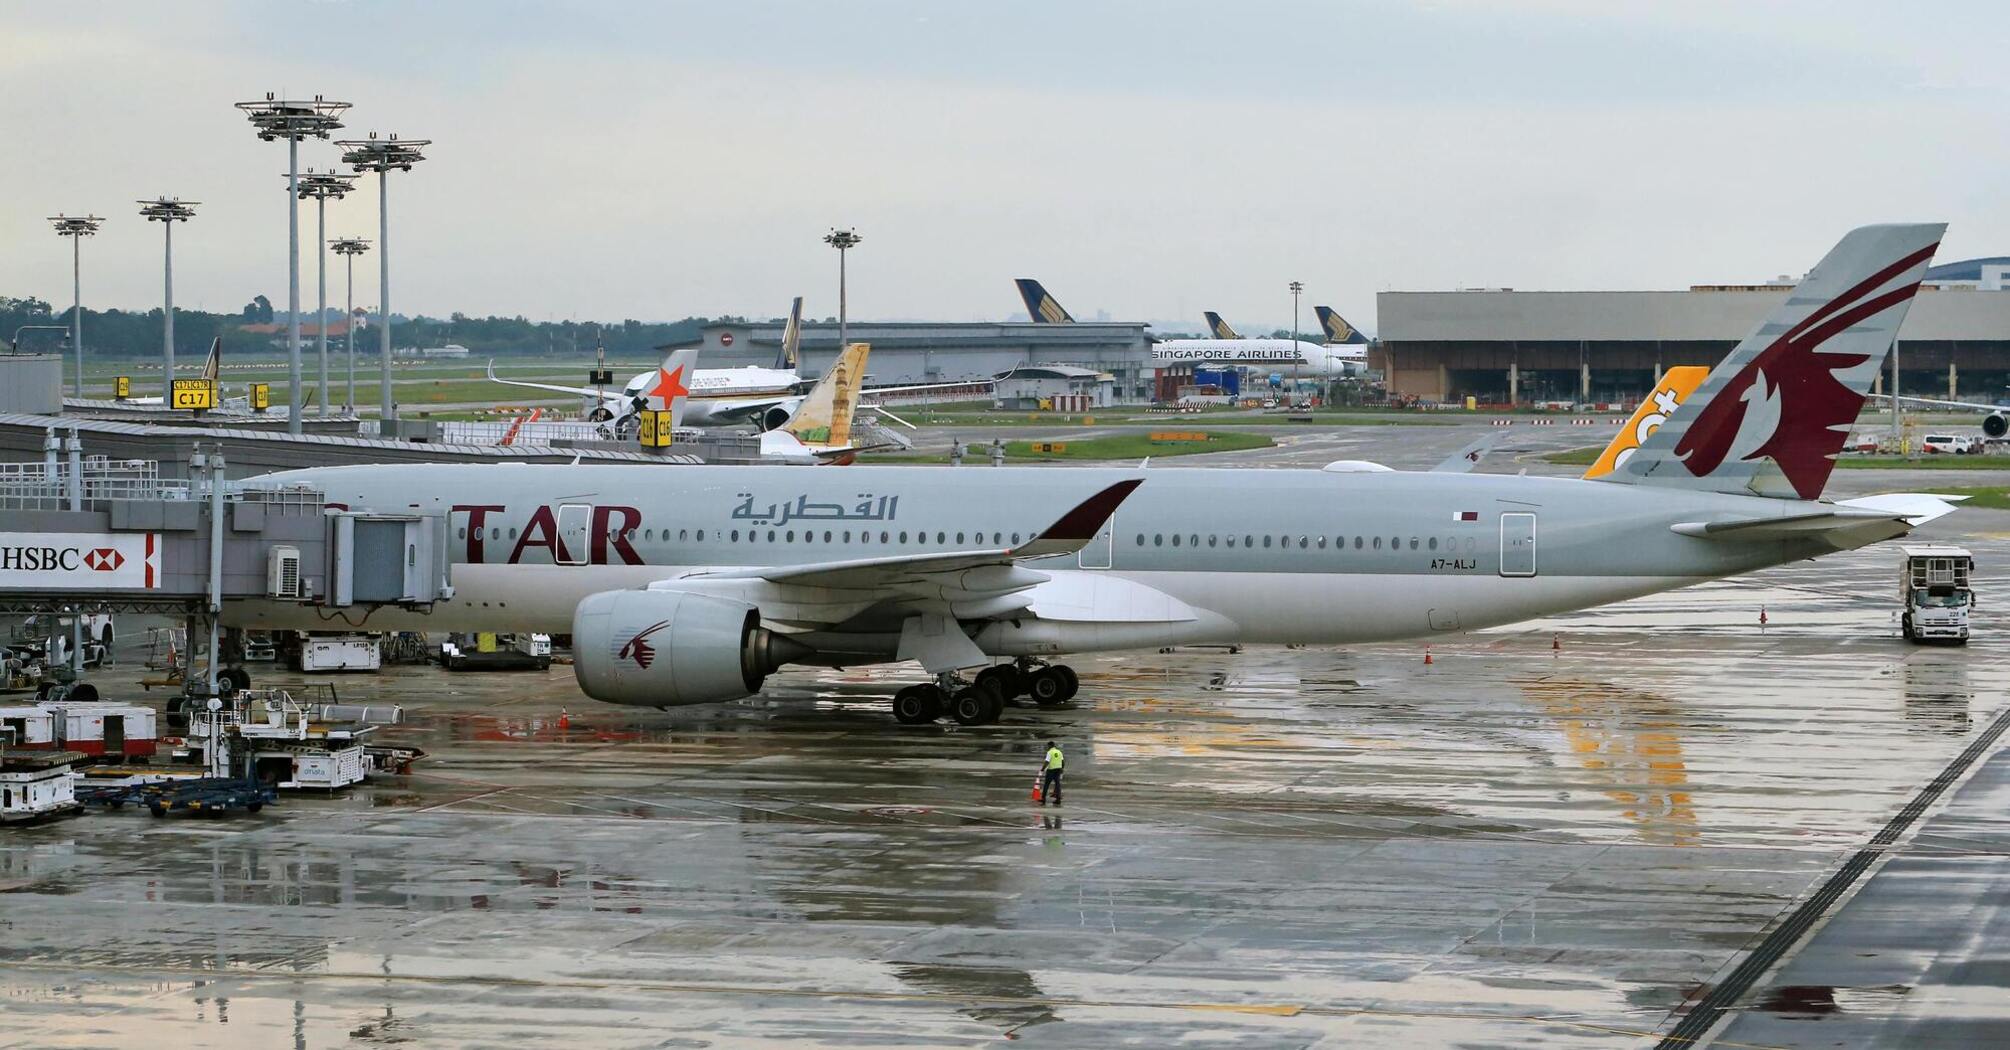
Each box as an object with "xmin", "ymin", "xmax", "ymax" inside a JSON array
[{"xmin": 731, "ymin": 493, "xmax": 900, "ymax": 527}]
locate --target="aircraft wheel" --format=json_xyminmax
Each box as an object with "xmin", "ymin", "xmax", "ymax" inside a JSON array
[
  {"xmin": 1055, "ymin": 666, "xmax": 1080, "ymax": 701},
  {"xmin": 976, "ymin": 665, "xmax": 1022, "ymax": 700},
  {"xmin": 220, "ymin": 666, "xmax": 251, "ymax": 693},
  {"xmin": 977, "ymin": 679, "xmax": 1006, "ymax": 723},
  {"xmin": 893, "ymin": 685, "xmax": 942, "ymax": 725},
  {"xmin": 1028, "ymin": 668, "xmax": 1069, "ymax": 707},
  {"xmin": 949, "ymin": 687, "xmax": 991, "ymax": 726}
]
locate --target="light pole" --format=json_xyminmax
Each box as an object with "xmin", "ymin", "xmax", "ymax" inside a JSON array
[
  {"xmin": 138, "ymin": 198, "xmax": 198, "ymax": 398},
  {"xmin": 1288, "ymin": 280, "xmax": 1303, "ymax": 406},
  {"xmin": 338, "ymin": 131, "xmax": 429, "ymax": 426},
  {"xmin": 296, "ymin": 171, "xmax": 357, "ymax": 416},
  {"xmin": 330, "ymin": 237, "xmax": 371, "ymax": 413},
  {"xmin": 47, "ymin": 215, "xmax": 104, "ymax": 398},
  {"xmin": 824, "ymin": 228, "xmax": 861, "ymax": 361},
  {"xmin": 236, "ymin": 93, "xmax": 350, "ymax": 434}
]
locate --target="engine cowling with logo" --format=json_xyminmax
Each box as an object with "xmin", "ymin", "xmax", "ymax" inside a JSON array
[{"xmin": 571, "ymin": 589, "xmax": 803, "ymax": 707}]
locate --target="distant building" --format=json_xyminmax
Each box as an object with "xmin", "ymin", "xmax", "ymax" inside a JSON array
[
  {"xmin": 663, "ymin": 320, "xmax": 1156, "ymax": 401},
  {"xmin": 1377, "ymin": 275, "xmax": 2010, "ymax": 406}
]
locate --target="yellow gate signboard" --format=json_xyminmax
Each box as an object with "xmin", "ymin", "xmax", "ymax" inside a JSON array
[
  {"xmin": 249, "ymin": 383, "xmax": 270, "ymax": 412},
  {"xmin": 637, "ymin": 409, "xmax": 676, "ymax": 448},
  {"xmin": 1031, "ymin": 441, "xmax": 1068, "ymax": 453},
  {"xmin": 170, "ymin": 378, "xmax": 216, "ymax": 411},
  {"xmin": 114, "ymin": 376, "xmax": 131, "ymax": 400}
]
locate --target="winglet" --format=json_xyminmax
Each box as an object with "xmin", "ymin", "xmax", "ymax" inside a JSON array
[{"xmin": 1014, "ymin": 478, "xmax": 1143, "ymax": 557}]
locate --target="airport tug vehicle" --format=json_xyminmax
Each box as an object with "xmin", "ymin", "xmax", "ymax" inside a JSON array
[{"xmin": 1900, "ymin": 545, "xmax": 1974, "ymax": 645}]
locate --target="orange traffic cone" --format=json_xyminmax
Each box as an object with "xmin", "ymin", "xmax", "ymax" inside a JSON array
[
  {"xmin": 558, "ymin": 707, "xmax": 571, "ymax": 731},
  {"xmin": 1423, "ymin": 645, "xmax": 1433, "ymax": 665},
  {"xmin": 1551, "ymin": 634, "xmax": 1561, "ymax": 653},
  {"xmin": 1759, "ymin": 606, "xmax": 1769, "ymax": 628}
]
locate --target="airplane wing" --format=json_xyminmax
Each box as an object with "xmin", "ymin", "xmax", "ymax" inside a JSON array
[
  {"xmin": 703, "ymin": 396, "xmax": 796, "ymax": 424},
  {"xmin": 1671, "ymin": 493, "xmax": 1964, "ymax": 541},
  {"xmin": 643, "ymin": 480, "xmax": 1171, "ymax": 669},
  {"xmin": 1431, "ymin": 430, "xmax": 1503, "ymax": 473},
  {"xmin": 485, "ymin": 360, "xmax": 616, "ymax": 401}
]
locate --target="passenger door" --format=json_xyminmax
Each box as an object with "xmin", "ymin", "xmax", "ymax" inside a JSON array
[
  {"xmin": 557, "ymin": 504, "xmax": 592, "ymax": 566},
  {"xmin": 1499, "ymin": 513, "xmax": 1536, "ymax": 577},
  {"xmin": 1078, "ymin": 516, "xmax": 1115, "ymax": 570}
]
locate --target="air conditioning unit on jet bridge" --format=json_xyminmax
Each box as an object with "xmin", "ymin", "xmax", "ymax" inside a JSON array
[{"xmin": 267, "ymin": 546, "xmax": 302, "ymax": 598}]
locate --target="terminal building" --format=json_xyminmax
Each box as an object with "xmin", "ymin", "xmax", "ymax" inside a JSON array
[
  {"xmin": 1375, "ymin": 258, "xmax": 2010, "ymax": 407},
  {"xmin": 664, "ymin": 320, "xmax": 1156, "ymax": 402}
]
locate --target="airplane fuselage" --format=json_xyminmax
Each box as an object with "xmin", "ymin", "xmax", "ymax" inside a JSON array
[
  {"xmin": 1152, "ymin": 339, "xmax": 1366, "ymax": 379},
  {"xmin": 227, "ymin": 464, "xmax": 1846, "ymax": 659}
]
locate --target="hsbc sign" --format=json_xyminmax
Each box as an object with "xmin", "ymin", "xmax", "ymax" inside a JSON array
[{"xmin": 0, "ymin": 532, "xmax": 158, "ymax": 590}]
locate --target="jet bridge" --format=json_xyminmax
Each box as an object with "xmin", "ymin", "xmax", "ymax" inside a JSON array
[{"xmin": 0, "ymin": 428, "xmax": 451, "ymax": 687}]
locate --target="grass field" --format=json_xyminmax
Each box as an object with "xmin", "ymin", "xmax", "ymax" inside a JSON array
[
  {"xmin": 1542, "ymin": 446, "xmax": 1603, "ymax": 465},
  {"xmin": 1930, "ymin": 485, "xmax": 2010, "ymax": 510}
]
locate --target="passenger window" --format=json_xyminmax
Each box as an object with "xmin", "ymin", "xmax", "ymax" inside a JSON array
[
  {"xmin": 823, "ymin": 530, "xmax": 832, "ymax": 543},
  {"xmin": 696, "ymin": 530, "xmax": 704, "ymax": 541},
  {"xmin": 457, "ymin": 527, "xmax": 466, "ymax": 539},
  {"xmin": 767, "ymin": 530, "xmax": 776, "ymax": 542},
  {"xmin": 1428, "ymin": 537, "xmax": 1438, "ymax": 550},
  {"xmin": 679, "ymin": 529, "xmax": 689, "ymax": 541},
  {"xmin": 956, "ymin": 532, "xmax": 965, "ymax": 544},
  {"xmin": 1390, "ymin": 536, "xmax": 1399, "ymax": 549},
  {"xmin": 1136, "ymin": 534, "xmax": 1145, "ymax": 546},
  {"xmin": 1226, "ymin": 535, "xmax": 1236, "ymax": 547},
  {"xmin": 1012, "ymin": 533, "xmax": 1022, "ymax": 544},
  {"xmin": 1244, "ymin": 534, "xmax": 1254, "ymax": 548},
  {"xmin": 880, "ymin": 531, "xmax": 889, "ymax": 543},
  {"xmin": 490, "ymin": 528, "xmax": 500, "ymax": 541},
  {"xmin": 731, "ymin": 529, "xmax": 740, "ymax": 542},
  {"xmin": 936, "ymin": 532, "xmax": 946, "ymax": 544},
  {"xmin": 786, "ymin": 531, "xmax": 796, "ymax": 542},
  {"xmin": 508, "ymin": 528, "xmax": 517, "ymax": 539},
  {"xmin": 993, "ymin": 532, "xmax": 1002, "ymax": 545},
  {"xmin": 1298, "ymin": 536, "xmax": 1308, "ymax": 549},
  {"xmin": 1154, "ymin": 534, "xmax": 1164, "ymax": 546},
  {"xmin": 1354, "ymin": 536, "xmax": 1363, "ymax": 549},
  {"xmin": 1262, "ymin": 536, "xmax": 1272, "ymax": 548},
  {"xmin": 843, "ymin": 531, "xmax": 851, "ymax": 542},
  {"xmin": 1208, "ymin": 535, "xmax": 1217, "ymax": 547},
  {"xmin": 1373, "ymin": 537, "xmax": 1382, "ymax": 550},
  {"xmin": 1409, "ymin": 537, "xmax": 1418, "ymax": 550},
  {"xmin": 899, "ymin": 531, "xmax": 909, "ymax": 543},
  {"xmin": 1317, "ymin": 536, "xmax": 1326, "ymax": 549},
  {"xmin": 1172, "ymin": 534, "xmax": 1181, "ymax": 547}
]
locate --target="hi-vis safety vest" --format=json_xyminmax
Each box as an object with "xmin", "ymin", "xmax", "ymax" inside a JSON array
[{"xmin": 1045, "ymin": 747, "xmax": 1064, "ymax": 771}]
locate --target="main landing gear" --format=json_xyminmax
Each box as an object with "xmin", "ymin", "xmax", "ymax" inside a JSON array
[{"xmin": 891, "ymin": 660, "xmax": 1080, "ymax": 726}]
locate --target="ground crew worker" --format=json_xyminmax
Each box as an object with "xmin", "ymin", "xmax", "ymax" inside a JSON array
[{"xmin": 1039, "ymin": 740, "xmax": 1064, "ymax": 805}]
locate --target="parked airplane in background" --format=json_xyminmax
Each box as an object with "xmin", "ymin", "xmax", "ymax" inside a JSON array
[
  {"xmin": 237, "ymin": 225, "xmax": 1960, "ymax": 728},
  {"xmin": 1203, "ymin": 311, "xmax": 1241, "ymax": 340},
  {"xmin": 111, "ymin": 338, "xmax": 222, "ymax": 408},
  {"xmin": 488, "ymin": 298, "xmax": 981, "ymax": 433},
  {"xmin": 1867, "ymin": 392, "xmax": 2010, "ymax": 440},
  {"xmin": 1015, "ymin": 278, "xmax": 1075, "ymax": 323}
]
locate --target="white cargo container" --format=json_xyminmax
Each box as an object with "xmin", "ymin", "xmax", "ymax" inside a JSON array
[
  {"xmin": 0, "ymin": 751, "xmax": 82, "ymax": 823},
  {"xmin": 293, "ymin": 635, "xmax": 381, "ymax": 673}
]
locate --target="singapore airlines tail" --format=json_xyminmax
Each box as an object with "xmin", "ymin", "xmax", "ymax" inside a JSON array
[
  {"xmin": 784, "ymin": 342, "xmax": 869, "ymax": 451},
  {"xmin": 1015, "ymin": 279, "xmax": 1075, "ymax": 323},
  {"xmin": 1203, "ymin": 311, "xmax": 1241, "ymax": 340},
  {"xmin": 1582, "ymin": 367, "xmax": 1708, "ymax": 480},
  {"xmin": 1605, "ymin": 223, "xmax": 1944, "ymax": 500},
  {"xmin": 199, "ymin": 337, "xmax": 221, "ymax": 382},
  {"xmin": 1314, "ymin": 306, "xmax": 1368, "ymax": 345},
  {"xmin": 777, "ymin": 296, "xmax": 803, "ymax": 369}
]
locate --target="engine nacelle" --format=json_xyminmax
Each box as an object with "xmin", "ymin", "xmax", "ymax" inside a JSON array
[
  {"xmin": 572, "ymin": 589, "xmax": 804, "ymax": 707},
  {"xmin": 1984, "ymin": 412, "xmax": 2008, "ymax": 439},
  {"xmin": 761, "ymin": 405, "xmax": 794, "ymax": 432}
]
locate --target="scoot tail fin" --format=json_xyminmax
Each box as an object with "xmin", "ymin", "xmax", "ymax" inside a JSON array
[
  {"xmin": 778, "ymin": 296, "xmax": 803, "ymax": 369},
  {"xmin": 1582, "ymin": 366, "xmax": 1709, "ymax": 479},
  {"xmin": 201, "ymin": 337, "xmax": 221, "ymax": 382},
  {"xmin": 1606, "ymin": 223, "xmax": 1944, "ymax": 500},
  {"xmin": 786, "ymin": 342, "xmax": 868, "ymax": 449},
  {"xmin": 1313, "ymin": 306, "xmax": 1366, "ymax": 344},
  {"xmin": 1015, "ymin": 279, "xmax": 1074, "ymax": 323},
  {"xmin": 1203, "ymin": 311, "xmax": 1241, "ymax": 340},
  {"xmin": 639, "ymin": 348, "xmax": 699, "ymax": 429}
]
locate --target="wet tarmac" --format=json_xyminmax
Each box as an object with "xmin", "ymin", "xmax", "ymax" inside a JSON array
[{"xmin": 3, "ymin": 482, "xmax": 2009, "ymax": 1046}]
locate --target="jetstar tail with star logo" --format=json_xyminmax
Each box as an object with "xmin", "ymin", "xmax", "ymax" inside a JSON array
[
  {"xmin": 638, "ymin": 348, "xmax": 700, "ymax": 427},
  {"xmin": 1601, "ymin": 224, "xmax": 1944, "ymax": 500}
]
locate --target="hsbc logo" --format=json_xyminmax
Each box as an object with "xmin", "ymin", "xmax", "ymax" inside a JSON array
[
  {"xmin": 0, "ymin": 532, "xmax": 157, "ymax": 589},
  {"xmin": 84, "ymin": 548, "xmax": 124, "ymax": 572}
]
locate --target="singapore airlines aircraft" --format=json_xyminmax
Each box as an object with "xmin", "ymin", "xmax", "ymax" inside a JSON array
[
  {"xmin": 1015, "ymin": 278, "xmax": 1365, "ymax": 379},
  {"xmin": 237, "ymin": 226, "xmax": 1959, "ymax": 728}
]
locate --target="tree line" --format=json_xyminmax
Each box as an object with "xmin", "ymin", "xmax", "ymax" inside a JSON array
[{"xmin": 0, "ymin": 295, "xmax": 721, "ymax": 360}]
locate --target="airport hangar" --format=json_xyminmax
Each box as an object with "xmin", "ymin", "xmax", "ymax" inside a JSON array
[
  {"xmin": 1374, "ymin": 257, "xmax": 2010, "ymax": 407},
  {"xmin": 663, "ymin": 320, "xmax": 1151, "ymax": 404}
]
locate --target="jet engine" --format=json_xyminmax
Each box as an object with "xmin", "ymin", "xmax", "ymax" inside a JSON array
[
  {"xmin": 760, "ymin": 404, "xmax": 795, "ymax": 432},
  {"xmin": 571, "ymin": 589, "xmax": 807, "ymax": 707},
  {"xmin": 1984, "ymin": 412, "xmax": 2007, "ymax": 439}
]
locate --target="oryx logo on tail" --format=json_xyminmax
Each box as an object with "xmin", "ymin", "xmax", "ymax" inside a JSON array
[
  {"xmin": 619, "ymin": 620, "xmax": 670, "ymax": 669},
  {"xmin": 1674, "ymin": 241, "xmax": 1938, "ymax": 498}
]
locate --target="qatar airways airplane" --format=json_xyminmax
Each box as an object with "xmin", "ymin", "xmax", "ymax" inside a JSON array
[{"xmin": 235, "ymin": 225, "xmax": 1959, "ymax": 727}]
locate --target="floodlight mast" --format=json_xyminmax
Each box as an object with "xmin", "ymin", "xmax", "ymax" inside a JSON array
[
  {"xmin": 139, "ymin": 198, "xmax": 198, "ymax": 398},
  {"xmin": 338, "ymin": 131, "xmax": 430, "ymax": 426},
  {"xmin": 48, "ymin": 215, "xmax": 104, "ymax": 398},
  {"xmin": 823, "ymin": 227, "xmax": 861, "ymax": 360},
  {"xmin": 236, "ymin": 93, "xmax": 349, "ymax": 433},
  {"xmin": 296, "ymin": 171, "xmax": 357, "ymax": 416},
  {"xmin": 1288, "ymin": 280, "xmax": 1304, "ymax": 406},
  {"xmin": 330, "ymin": 237, "xmax": 371, "ymax": 413}
]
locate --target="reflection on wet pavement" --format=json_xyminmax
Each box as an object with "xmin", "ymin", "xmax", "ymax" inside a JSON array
[{"xmin": 0, "ymin": 516, "xmax": 2006, "ymax": 1048}]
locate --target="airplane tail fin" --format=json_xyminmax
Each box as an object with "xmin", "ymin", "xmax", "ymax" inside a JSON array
[
  {"xmin": 200, "ymin": 337, "xmax": 221, "ymax": 382},
  {"xmin": 643, "ymin": 348, "xmax": 699, "ymax": 428},
  {"xmin": 1582, "ymin": 367, "xmax": 1709, "ymax": 480},
  {"xmin": 785, "ymin": 342, "xmax": 868, "ymax": 449},
  {"xmin": 778, "ymin": 296, "xmax": 803, "ymax": 369},
  {"xmin": 1604, "ymin": 224, "xmax": 1944, "ymax": 500},
  {"xmin": 1313, "ymin": 306, "xmax": 1366, "ymax": 344},
  {"xmin": 1203, "ymin": 311, "xmax": 1241, "ymax": 340},
  {"xmin": 1015, "ymin": 279, "xmax": 1074, "ymax": 323}
]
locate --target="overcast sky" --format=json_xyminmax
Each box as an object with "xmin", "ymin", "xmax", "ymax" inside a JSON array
[{"xmin": 5, "ymin": 1, "xmax": 2006, "ymax": 334}]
